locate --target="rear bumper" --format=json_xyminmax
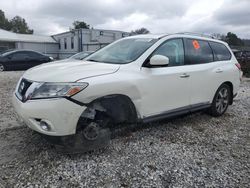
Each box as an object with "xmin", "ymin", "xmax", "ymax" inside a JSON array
[{"xmin": 12, "ymin": 94, "xmax": 86, "ymax": 136}]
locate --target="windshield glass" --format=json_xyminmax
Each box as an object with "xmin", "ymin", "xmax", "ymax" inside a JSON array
[
  {"xmin": 85, "ymin": 38, "xmax": 158, "ymax": 64},
  {"xmin": 0, "ymin": 49, "xmax": 14, "ymax": 56}
]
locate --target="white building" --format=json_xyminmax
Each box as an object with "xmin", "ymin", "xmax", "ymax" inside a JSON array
[
  {"xmin": 0, "ymin": 29, "xmax": 58, "ymax": 58},
  {"xmin": 0, "ymin": 28, "xmax": 129, "ymax": 59},
  {"xmin": 52, "ymin": 28, "xmax": 130, "ymax": 59}
]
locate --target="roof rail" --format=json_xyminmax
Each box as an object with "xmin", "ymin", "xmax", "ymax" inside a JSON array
[{"xmin": 175, "ymin": 32, "xmax": 215, "ymax": 39}]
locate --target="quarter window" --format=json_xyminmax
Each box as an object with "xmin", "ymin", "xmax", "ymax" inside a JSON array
[
  {"xmin": 151, "ymin": 39, "xmax": 184, "ymax": 66},
  {"xmin": 209, "ymin": 42, "xmax": 231, "ymax": 61},
  {"xmin": 27, "ymin": 51, "xmax": 43, "ymax": 59},
  {"xmin": 184, "ymin": 39, "xmax": 213, "ymax": 64}
]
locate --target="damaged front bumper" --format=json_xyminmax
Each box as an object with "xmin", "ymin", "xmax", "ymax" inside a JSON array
[{"xmin": 12, "ymin": 94, "xmax": 86, "ymax": 136}]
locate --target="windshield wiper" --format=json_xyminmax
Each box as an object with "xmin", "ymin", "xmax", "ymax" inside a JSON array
[{"xmin": 87, "ymin": 59, "xmax": 101, "ymax": 62}]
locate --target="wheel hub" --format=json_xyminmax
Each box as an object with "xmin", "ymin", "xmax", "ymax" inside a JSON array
[
  {"xmin": 82, "ymin": 122, "xmax": 100, "ymax": 140},
  {"xmin": 216, "ymin": 87, "xmax": 229, "ymax": 113}
]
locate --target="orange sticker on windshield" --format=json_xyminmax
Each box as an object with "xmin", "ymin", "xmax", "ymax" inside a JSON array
[{"xmin": 192, "ymin": 40, "xmax": 200, "ymax": 49}]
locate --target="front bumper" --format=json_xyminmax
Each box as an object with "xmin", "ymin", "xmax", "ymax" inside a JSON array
[{"xmin": 12, "ymin": 94, "xmax": 86, "ymax": 136}]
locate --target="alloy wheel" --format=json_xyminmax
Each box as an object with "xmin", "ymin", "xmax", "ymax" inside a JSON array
[{"xmin": 215, "ymin": 87, "xmax": 229, "ymax": 114}]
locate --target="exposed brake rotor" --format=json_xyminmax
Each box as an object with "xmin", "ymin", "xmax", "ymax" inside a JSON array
[{"xmin": 82, "ymin": 122, "xmax": 100, "ymax": 141}]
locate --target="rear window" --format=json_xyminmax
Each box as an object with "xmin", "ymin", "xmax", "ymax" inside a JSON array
[
  {"xmin": 27, "ymin": 51, "xmax": 44, "ymax": 58},
  {"xmin": 209, "ymin": 42, "xmax": 231, "ymax": 61},
  {"xmin": 184, "ymin": 39, "xmax": 213, "ymax": 64}
]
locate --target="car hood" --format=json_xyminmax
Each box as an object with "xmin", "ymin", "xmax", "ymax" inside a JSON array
[{"xmin": 23, "ymin": 60, "xmax": 120, "ymax": 82}]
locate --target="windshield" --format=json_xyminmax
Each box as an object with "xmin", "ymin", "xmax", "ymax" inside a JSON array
[
  {"xmin": 0, "ymin": 49, "xmax": 14, "ymax": 56},
  {"xmin": 85, "ymin": 38, "xmax": 158, "ymax": 64}
]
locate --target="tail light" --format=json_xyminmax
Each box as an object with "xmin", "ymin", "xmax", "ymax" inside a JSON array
[
  {"xmin": 235, "ymin": 63, "xmax": 243, "ymax": 81},
  {"xmin": 235, "ymin": 63, "xmax": 241, "ymax": 70}
]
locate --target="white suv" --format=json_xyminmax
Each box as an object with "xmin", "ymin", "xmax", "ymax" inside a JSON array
[{"xmin": 13, "ymin": 33, "xmax": 241, "ymax": 150}]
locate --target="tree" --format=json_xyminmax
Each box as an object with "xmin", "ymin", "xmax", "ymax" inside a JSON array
[
  {"xmin": 0, "ymin": 10, "xmax": 11, "ymax": 30},
  {"xmin": 225, "ymin": 32, "xmax": 244, "ymax": 46},
  {"xmin": 72, "ymin": 21, "xmax": 90, "ymax": 29},
  {"xmin": 130, "ymin": 27, "xmax": 150, "ymax": 35},
  {"xmin": 0, "ymin": 9, "xmax": 33, "ymax": 34},
  {"xmin": 211, "ymin": 33, "xmax": 226, "ymax": 41},
  {"xmin": 9, "ymin": 16, "xmax": 33, "ymax": 34}
]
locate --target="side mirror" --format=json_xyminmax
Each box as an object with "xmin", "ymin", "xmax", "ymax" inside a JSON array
[{"xmin": 149, "ymin": 55, "xmax": 169, "ymax": 66}]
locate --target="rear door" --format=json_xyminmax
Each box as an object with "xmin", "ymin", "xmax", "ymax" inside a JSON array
[
  {"xmin": 183, "ymin": 38, "xmax": 233, "ymax": 106},
  {"xmin": 27, "ymin": 51, "xmax": 48, "ymax": 67},
  {"xmin": 26, "ymin": 51, "xmax": 40, "ymax": 68},
  {"xmin": 183, "ymin": 38, "xmax": 215, "ymax": 106}
]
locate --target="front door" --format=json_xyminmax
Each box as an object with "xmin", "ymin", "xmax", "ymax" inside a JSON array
[
  {"xmin": 140, "ymin": 38, "xmax": 190, "ymax": 118},
  {"xmin": 9, "ymin": 52, "xmax": 30, "ymax": 70}
]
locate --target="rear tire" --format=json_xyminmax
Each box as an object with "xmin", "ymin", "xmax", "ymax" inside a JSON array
[
  {"xmin": 0, "ymin": 64, "xmax": 5, "ymax": 72},
  {"xmin": 208, "ymin": 84, "xmax": 231, "ymax": 117}
]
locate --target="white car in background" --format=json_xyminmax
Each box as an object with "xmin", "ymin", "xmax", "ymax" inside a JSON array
[
  {"xmin": 12, "ymin": 33, "xmax": 241, "ymax": 152},
  {"xmin": 53, "ymin": 51, "xmax": 94, "ymax": 63},
  {"xmin": 68, "ymin": 51, "xmax": 94, "ymax": 60}
]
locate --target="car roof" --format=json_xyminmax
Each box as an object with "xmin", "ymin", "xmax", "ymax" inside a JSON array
[
  {"xmin": 6, "ymin": 49, "xmax": 45, "ymax": 55},
  {"xmin": 9, "ymin": 49, "xmax": 41, "ymax": 53},
  {"xmin": 127, "ymin": 33, "xmax": 228, "ymax": 45},
  {"xmin": 128, "ymin": 34, "xmax": 167, "ymax": 39},
  {"xmin": 1, "ymin": 49, "xmax": 46, "ymax": 57}
]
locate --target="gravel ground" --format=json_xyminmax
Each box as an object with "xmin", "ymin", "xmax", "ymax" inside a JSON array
[{"xmin": 0, "ymin": 71, "xmax": 249, "ymax": 187}]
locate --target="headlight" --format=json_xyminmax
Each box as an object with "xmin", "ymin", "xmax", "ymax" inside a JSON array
[{"xmin": 24, "ymin": 82, "xmax": 88, "ymax": 101}]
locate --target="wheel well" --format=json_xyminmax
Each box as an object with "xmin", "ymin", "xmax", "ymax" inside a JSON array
[
  {"xmin": 222, "ymin": 81, "xmax": 233, "ymax": 105},
  {"xmin": 79, "ymin": 94, "xmax": 138, "ymax": 125}
]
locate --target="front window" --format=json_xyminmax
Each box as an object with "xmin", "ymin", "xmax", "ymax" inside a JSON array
[
  {"xmin": 85, "ymin": 38, "xmax": 158, "ymax": 64},
  {"xmin": 151, "ymin": 39, "xmax": 184, "ymax": 66}
]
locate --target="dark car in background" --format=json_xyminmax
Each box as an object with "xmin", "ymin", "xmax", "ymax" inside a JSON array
[
  {"xmin": 0, "ymin": 50, "xmax": 53, "ymax": 71},
  {"xmin": 234, "ymin": 50, "xmax": 250, "ymax": 74}
]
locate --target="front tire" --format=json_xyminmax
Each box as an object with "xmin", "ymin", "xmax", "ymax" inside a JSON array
[
  {"xmin": 209, "ymin": 84, "xmax": 231, "ymax": 117},
  {"xmin": 56, "ymin": 113, "xmax": 111, "ymax": 153}
]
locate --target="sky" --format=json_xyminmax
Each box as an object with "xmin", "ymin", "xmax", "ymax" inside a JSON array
[{"xmin": 0, "ymin": 0, "xmax": 250, "ymax": 38}]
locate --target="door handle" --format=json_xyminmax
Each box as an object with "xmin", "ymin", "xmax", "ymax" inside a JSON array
[
  {"xmin": 180, "ymin": 73, "xmax": 190, "ymax": 78},
  {"xmin": 215, "ymin": 69, "xmax": 223, "ymax": 73}
]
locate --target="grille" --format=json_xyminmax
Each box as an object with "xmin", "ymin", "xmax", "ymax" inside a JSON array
[{"xmin": 16, "ymin": 79, "xmax": 32, "ymax": 102}]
